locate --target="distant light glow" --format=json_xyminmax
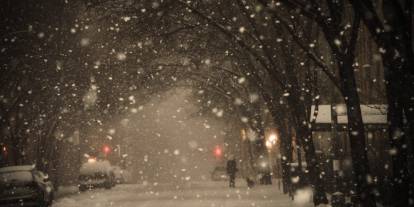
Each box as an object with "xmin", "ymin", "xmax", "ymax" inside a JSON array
[
  {"xmin": 87, "ymin": 158, "xmax": 97, "ymax": 163},
  {"xmin": 265, "ymin": 140, "xmax": 273, "ymax": 149},
  {"xmin": 214, "ymin": 146, "xmax": 222, "ymax": 157},
  {"xmin": 260, "ymin": 161, "xmax": 268, "ymax": 168},
  {"xmin": 266, "ymin": 133, "xmax": 278, "ymax": 149},
  {"xmin": 268, "ymin": 134, "xmax": 277, "ymax": 143},
  {"xmin": 103, "ymin": 145, "xmax": 111, "ymax": 155}
]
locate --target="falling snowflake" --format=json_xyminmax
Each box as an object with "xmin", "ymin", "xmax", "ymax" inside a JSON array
[{"xmin": 117, "ymin": 52, "xmax": 127, "ymax": 61}]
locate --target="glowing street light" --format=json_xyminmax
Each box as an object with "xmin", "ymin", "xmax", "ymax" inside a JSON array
[
  {"xmin": 268, "ymin": 134, "xmax": 277, "ymax": 144},
  {"xmin": 265, "ymin": 140, "xmax": 273, "ymax": 149},
  {"xmin": 265, "ymin": 133, "xmax": 278, "ymax": 150}
]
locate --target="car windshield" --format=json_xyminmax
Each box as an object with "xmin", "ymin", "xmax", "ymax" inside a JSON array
[{"xmin": 0, "ymin": 171, "xmax": 33, "ymax": 185}]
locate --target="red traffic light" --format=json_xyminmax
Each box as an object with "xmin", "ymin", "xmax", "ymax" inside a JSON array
[
  {"xmin": 214, "ymin": 145, "xmax": 222, "ymax": 157},
  {"xmin": 102, "ymin": 145, "xmax": 111, "ymax": 155}
]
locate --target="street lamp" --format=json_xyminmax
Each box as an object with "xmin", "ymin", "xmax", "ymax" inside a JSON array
[
  {"xmin": 265, "ymin": 132, "xmax": 279, "ymax": 184},
  {"xmin": 265, "ymin": 140, "xmax": 273, "ymax": 149},
  {"xmin": 265, "ymin": 133, "xmax": 278, "ymax": 150}
]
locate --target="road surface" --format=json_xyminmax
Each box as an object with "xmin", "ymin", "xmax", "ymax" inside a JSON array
[{"xmin": 53, "ymin": 180, "xmax": 313, "ymax": 207}]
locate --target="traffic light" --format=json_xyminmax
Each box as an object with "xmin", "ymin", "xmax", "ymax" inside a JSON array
[
  {"xmin": 102, "ymin": 144, "xmax": 111, "ymax": 156},
  {"xmin": 214, "ymin": 145, "xmax": 222, "ymax": 158}
]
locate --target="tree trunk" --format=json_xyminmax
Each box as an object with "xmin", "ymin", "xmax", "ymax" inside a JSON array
[
  {"xmin": 279, "ymin": 122, "xmax": 293, "ymax": 194},
  {"xmin": 349, "ymin": 2, "xmax": 414, "ymax": 204},
  {"xmin": 286, "ymin": 92, "xmax": 328, "ymax": 204},
  {"xmin": 295, "ymin": 123, "xmax": 329, "ymax": 205},
  {"xmin": 385, "ymin": 60, "xmax": 411, "ymax": 207},
  {"xmin": 338, "ymin": 57, "xmax": 376, "ymax": 207}
]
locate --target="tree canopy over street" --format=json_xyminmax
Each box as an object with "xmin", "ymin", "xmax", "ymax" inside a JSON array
[{"xmin": 1, "ymin": 1, "xmax": 413, "ymax": 206}]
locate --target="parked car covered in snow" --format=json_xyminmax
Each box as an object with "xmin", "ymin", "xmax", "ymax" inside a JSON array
[
  {"xmin": 78, "ymin": 160, "xmax": 115, "ymax": 191},
  {"xmin": 0, "ymin": 165, "xmax": 54, "ymax": 207}
]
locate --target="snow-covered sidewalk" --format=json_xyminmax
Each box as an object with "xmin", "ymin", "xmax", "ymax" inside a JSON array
[{"xmin": 52, "ymin": 180, "xmax": 313, "ymax": 207}]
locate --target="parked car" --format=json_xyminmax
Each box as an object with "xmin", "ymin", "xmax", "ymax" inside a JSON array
[
  {"xmin": 211, "ymin": 166, "xmax": 228, "ymax": 181},
  {"xmin": 79, "ymin": 160, "xmax": 115, "ymax": 191},
  {"xmin": 0, "ymin": 165, "xmax": 54, "ymax": 207}
]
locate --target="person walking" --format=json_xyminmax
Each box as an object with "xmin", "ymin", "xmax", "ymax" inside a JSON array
[{"xmin": 226, "ymin": 156, "xmax": 237, "ymax": 188}]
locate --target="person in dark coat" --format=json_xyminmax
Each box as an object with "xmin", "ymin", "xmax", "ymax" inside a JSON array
[{"xmin": 226, "ymin": 156, "xmax": 237, "ymax": 188}]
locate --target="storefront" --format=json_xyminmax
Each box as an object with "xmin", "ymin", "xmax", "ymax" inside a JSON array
[{"xmin": 310, "ymin": 104, "xmax": 390, "ymax": 193}]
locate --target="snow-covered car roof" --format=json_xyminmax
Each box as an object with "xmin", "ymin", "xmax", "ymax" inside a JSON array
[
  {"xmin": 0, "ymin": 165, "xmax": 35, "ymax": 173},
  {"xmin": 80, "ymin": 160, "xmax": 113, "ymax": 175}
]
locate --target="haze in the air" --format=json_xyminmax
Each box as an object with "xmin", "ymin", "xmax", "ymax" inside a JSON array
[{"xmin": 112, "ymin": 88, "xmax": 228, "ymax": 183}]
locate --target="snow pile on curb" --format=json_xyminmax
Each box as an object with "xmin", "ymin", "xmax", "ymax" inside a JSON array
[
  {"xmin": 55, "ymin": 186, "xmax": 79, "ymax": 198},
  {"xmin": 294, "ymin": 187, "xmax": 313, "ymax": 205}
]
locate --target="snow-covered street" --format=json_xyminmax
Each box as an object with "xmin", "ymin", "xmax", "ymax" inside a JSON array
[{"xmin": 52, "ymin": 180, "xmax": 313, "ymax": 207}]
